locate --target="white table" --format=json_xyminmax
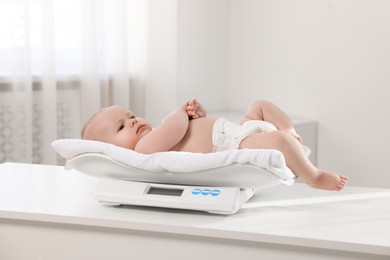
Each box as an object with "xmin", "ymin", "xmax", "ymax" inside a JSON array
[{"xmin": 1, "ymin": 162, "xmax": 389, "ymax": 260}]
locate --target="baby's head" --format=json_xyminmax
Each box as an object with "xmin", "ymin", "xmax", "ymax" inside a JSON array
[{"xmin": 82, "ymin": 106, "xmax": 152, "ymax": 150}]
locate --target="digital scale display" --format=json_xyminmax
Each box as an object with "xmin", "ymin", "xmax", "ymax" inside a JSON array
[{"xmin": 147, "ymin": 187, "xmax": 184, "ymax": 197}]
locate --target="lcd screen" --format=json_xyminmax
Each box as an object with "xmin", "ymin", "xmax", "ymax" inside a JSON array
[{"xmin": 147, "ymin": 187, "xmax": 184, "ymax": 196}]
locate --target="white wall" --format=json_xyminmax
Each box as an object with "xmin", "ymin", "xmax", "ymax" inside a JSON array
[
  {"xmin": 177, "ymin": 0, "xmax": 229, "ymax": 111},
  {"xmin": 145, "ymin": 0, "xmax": 178, "ymax": 125},
  {"xmin": 228, "ymin": 0, "xmax": 390, "ymax": 188},
  {"xmin": 146, "ymin": 0, "xmax": 229, "ymax": 126}
]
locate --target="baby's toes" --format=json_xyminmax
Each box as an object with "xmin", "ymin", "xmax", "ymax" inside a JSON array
[
  {"xmin": 340, "ymin": 175, "xmax": 348, "ymax": 184},
  {"xmin": 338, "ymin": 176, "xmax": 348, "ymax": 188}
]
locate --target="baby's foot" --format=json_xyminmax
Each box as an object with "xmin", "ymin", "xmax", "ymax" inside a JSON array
[{"xmin": 308, "ymin": 172, "xmax": 348, "ymax": 191}]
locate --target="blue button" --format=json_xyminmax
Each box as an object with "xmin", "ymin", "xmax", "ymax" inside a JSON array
[
  {"xmin": 210, "ymin": 189, "xmax": 221, "ymax": 196},
  {"xmin": 201, "ymin": 189, "xmax": 211, "ymax": 195},
  {"xmin": 192, "ymin": 188, "xmax": 201, "ymax": 195}
]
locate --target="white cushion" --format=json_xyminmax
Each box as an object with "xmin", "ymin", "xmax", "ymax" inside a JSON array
[{"xmin": 52, "ymin": 139, "xmax": 297, "ymax": 187}]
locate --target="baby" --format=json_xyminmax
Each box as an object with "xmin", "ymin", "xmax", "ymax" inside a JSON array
[{"xmin": 82, "ymin": 99, "xmax": 348, "ymax": 191}]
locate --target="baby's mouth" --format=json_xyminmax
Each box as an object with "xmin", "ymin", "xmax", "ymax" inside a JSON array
[{"xmin": 136, "ymin": 124, "xmax": 145, "ymax": 134}]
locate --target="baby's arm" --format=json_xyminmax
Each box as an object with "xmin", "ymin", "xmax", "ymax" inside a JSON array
[{"xmin": 135, "ymin": 102, "xmax": 190, "ymax": 154}]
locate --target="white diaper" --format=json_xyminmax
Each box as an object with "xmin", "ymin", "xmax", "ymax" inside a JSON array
[{"xmin": 212, "ymin": 118, "xmax": 278, "ymax": 152}]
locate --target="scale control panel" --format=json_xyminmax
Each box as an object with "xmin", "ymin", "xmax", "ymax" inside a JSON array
[{"xmin": 146, "ymin": 186, "xmax": 222, "ymax": 197}]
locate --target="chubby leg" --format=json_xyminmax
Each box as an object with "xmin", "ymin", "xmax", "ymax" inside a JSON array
[
  {"xmin": 239, "ymin": 131, "xmax": 348, "ymax": 191},
  {"xmin": 240, "ymin": 100, "xmax": 302, "ymax": 142}
]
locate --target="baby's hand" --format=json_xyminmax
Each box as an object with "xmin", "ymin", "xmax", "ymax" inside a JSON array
[{"xmin": 186, "ymin": 99, "xmax": 206, "ymax": 119}]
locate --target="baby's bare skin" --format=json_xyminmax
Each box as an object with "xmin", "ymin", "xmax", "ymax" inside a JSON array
[
  {"xmin": 170, "ymin": 117, "xmax": 216, "ymax": 153},
  {"xmin": 82, "ymin": 99, "xmax": 348, "ymax": 191}
]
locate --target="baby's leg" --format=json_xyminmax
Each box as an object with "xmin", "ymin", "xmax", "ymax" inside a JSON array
[
  {"xmin": 240, "ymin": 100, "xmax": 302, "ymax": 142},
  {"xmin": 239, "ymin": 131, "xmax": 348, "ymax": 191}
]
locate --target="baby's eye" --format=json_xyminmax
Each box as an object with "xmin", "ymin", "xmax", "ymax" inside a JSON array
[{"xmin": 118, "ymin": 124, "xmax": 124, "ymax": 132}]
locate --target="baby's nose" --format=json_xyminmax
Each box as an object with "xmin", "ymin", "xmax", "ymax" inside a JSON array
[{"xmin": 129, "ymin": 118, "xmax": 137, "ymax": 126}]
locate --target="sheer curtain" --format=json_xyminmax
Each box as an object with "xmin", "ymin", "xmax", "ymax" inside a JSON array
[{"xmin": 0, "ymin": 0, "xmax": 148, "ymax": 165}]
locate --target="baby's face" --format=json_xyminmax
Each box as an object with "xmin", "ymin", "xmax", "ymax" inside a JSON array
[{"xmin": 84, "ymin": 106, "xmax": 152, "ymax": 150}]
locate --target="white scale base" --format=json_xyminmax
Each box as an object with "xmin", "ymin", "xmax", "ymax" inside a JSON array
[{"xmin": 95, "ymin": 178, "xmax": 256, "ymax": 214}]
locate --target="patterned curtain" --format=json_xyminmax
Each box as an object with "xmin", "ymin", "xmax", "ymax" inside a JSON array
[{"xmin": 0, "ymin": 0, "xmax": 148, "ymax": 164}]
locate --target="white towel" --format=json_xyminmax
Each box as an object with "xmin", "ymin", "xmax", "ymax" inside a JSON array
[{"xmin": 52, "ymin": 139, "xmax": 298, "ymax": 184}]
